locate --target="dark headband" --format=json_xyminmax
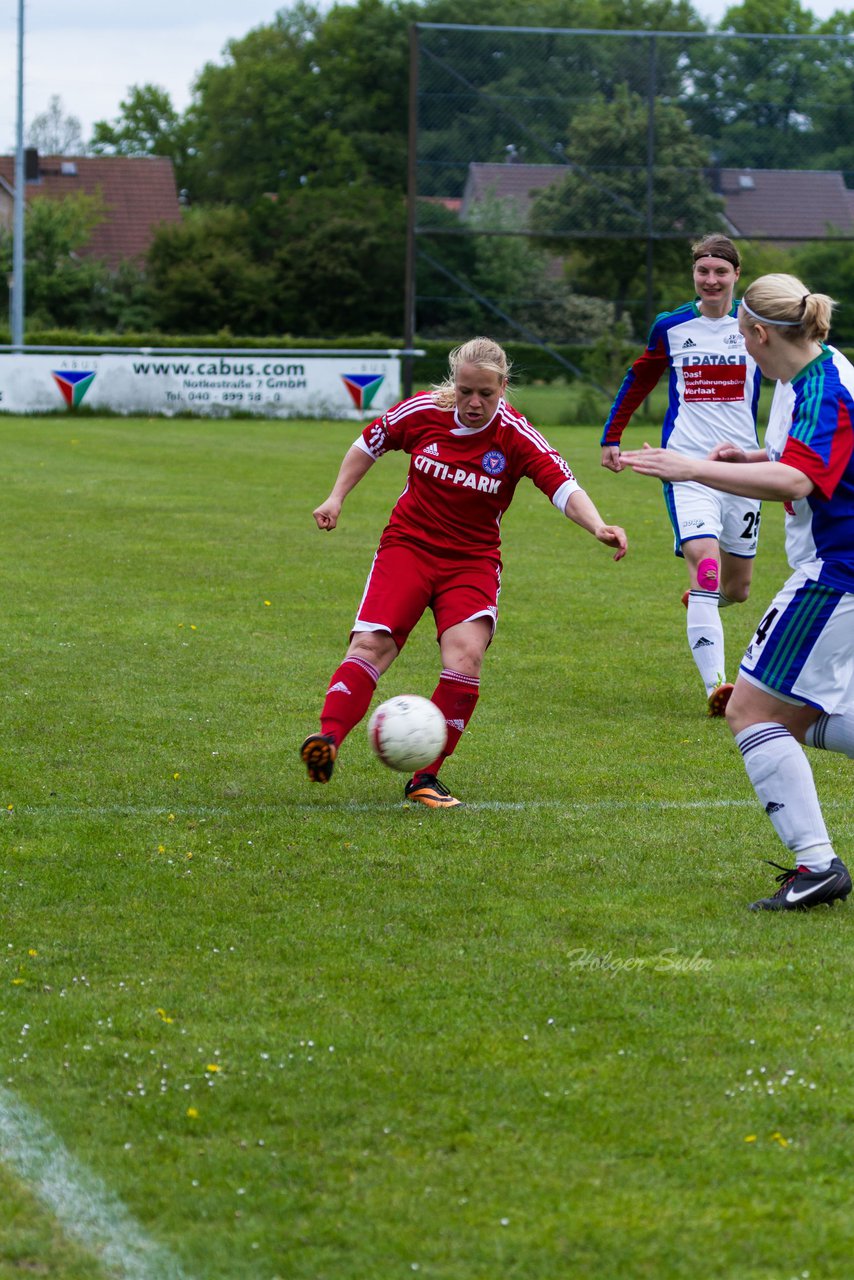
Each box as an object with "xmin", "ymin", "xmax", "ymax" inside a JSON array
[{"xmin": 693, "ymin": 247, "xmax": 740, "ymax": 268}]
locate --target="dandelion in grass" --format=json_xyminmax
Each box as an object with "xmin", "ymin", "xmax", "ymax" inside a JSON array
[
  {"xmin": 744, "ymin": 1134, "xmax": 757, "ymax": 1143},
  {"xmin": 156, "ymin": 1008, "xmax": 174, "ymax": 1024},
  {"xmin": 264, "ymin": 600, "xmax": 271, "ymax": 606},
  {"xmin": 206, "ymin": 1063, "xmax": 220, "ymax": 1073},
  {"xmin": 173, "ymin": 773, "xmax": 181, "ymax": 780},
  {"xmin": 28, "ymin": 949, "xmax": 37, "ymax": 957},
  {"xmin": 186, "ymin": 1107, "xmax": 199, "ymax": 1119}
]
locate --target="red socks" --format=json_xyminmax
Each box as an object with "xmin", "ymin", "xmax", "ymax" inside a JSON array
[
  {"xmin": 320, "ymin": 656, "xmax": 379, "ymax": 746},
  {"xmin": 319, "ymin": 661, "xmax": 480, "ymax": 774},
  {"xmin": 417, "ymin": 669, "xmax": 480, "ymax": 778}
]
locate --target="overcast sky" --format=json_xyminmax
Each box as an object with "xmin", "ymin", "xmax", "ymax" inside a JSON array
[{"xmin": 0, "ymin": 0, "xmax": 848, "ymax": 152}]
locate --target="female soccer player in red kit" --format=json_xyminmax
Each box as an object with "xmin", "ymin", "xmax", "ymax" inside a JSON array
[{"xmin": 300, "ymin": 337, "xmax": 628, "ymax": 807}]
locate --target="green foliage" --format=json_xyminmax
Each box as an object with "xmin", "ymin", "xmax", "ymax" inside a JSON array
[
  {"xmin": 792, "ymin": 240, "xmax": 854, "ymax": 344},
  {"xmin": 9, "ymin": 0, "xmax": 854, "ymax": 343},
  {"xmin": 89, "ymin": 84, "xmax": 190, "ymax": 186},
  {"xmin": 255, "ymin": 187, "xmax": 408, "ymax": 336},
  {"xmin": 144, "ymin": 189, "xmax": 407, "ymax": 337},
  {"xmin": 530, "ymin": 86, "xmax": 725, "ymax": 318},
  {"xmin": 145, "ymin": 205, "xmax": 277, "ymax": 335},
  {"xmin": 0, "ymin": 192, "xmax": 154, "ymax": 333},
  {"xmin": 687, "ymin": 0, "xmax": 854, "ymax": 170},
  {"xmin": 183, "ymin": 0, "xmax": 414, "ymax": 205},
  {"xmin": 415, "ymin": 0, "xmax": 702, "ymax": 197}
]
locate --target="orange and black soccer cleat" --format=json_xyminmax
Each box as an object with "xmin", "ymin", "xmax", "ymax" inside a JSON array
[
  {"xmin": 300, "ymin": 733, "xmax": 337, "ymax": 783},
  {"xmin": 403, "ymin": 773, "xmax": 462, "ymax": 808}
]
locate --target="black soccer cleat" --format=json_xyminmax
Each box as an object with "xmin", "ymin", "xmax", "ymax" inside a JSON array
[
  {"xmin": 300, "ymin": 733, "xmax": 337, "ymax": 783},
  {"xmin": 403, "ymin": 773, "xmax": 462, "ymax": 808},
  {"xmin": 749, "ymin": 857, "xmax": 852, "ymax": 911}
]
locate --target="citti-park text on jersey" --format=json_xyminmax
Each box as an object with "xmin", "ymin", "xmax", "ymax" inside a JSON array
[{"xmin": 413, "ymin": 453, "xmax": 501, "ymax": 492}]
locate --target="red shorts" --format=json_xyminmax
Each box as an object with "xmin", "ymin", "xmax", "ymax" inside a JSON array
[{"xmin": 352, "ymin": 541, "xmax": 501, "ymax": 651}]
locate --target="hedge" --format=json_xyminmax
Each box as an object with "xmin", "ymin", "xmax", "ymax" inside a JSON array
[
  {"xmin": 6, "ymin": 330, "xmax": 850, "ymax": 387},
  {"xmin": 0, "ymin": 330, "xmax": 608, "ymax": 385}
]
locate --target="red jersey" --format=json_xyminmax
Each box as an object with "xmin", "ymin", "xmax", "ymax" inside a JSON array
[{"xmin": 357, "ymin": 393, "xmax": 580, "ymax": 561}]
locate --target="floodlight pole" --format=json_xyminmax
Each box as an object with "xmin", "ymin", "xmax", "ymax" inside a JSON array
[
  {"xmin": 11, "ymin": 0, "xmax": 26, "ymax": 348},
  {"xmin": 402, "ymin": 23, "xmax": 419, "ymax": 399}
]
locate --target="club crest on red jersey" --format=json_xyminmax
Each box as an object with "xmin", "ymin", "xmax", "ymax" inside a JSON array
[{"xmin": 481, "ymin": 449, "xmax": 506, "ymax": 475}]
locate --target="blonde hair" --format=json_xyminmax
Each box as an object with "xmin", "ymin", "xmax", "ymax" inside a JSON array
[
  {"xmin": 431, "ymin": 336, "xmax": 512, "ymax": 408},
  {"xmin": 691, "ymin": 234, "xmax": 741, "ymax": 269},
  {"xmin": 741, "ymin": 273, "xmax": 834, "ymax": 343}
]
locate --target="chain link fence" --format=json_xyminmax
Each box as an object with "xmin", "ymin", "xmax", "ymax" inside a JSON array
[{"xmin": 406, "ymin": 23, "xmax": 854, "ymax": 374}]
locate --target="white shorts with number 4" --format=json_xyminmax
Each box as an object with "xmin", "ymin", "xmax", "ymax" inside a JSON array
[
  {"xmin": 739, "ymin": 567, "xmax": 854, "ymax": 712},
  {"xmin": 664, "ymin": 480, "xmax": 761, "ymax": 559}
]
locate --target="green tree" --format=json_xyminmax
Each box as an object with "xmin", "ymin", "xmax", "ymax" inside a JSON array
[
  {"xmin": 90, "ymin": 85, "xmax": 190, "ymax": 186},
  {"xmin": 792, "ymin": 240, "xmax": 854, "ymax": 344},
  {"xmin": 184, "ymin": 0, "xmax": 414, "ymax": 205},
  {"xmin": 414, "ymin": 0, "xmax": 703, "ymax": 197},
  {"xmin": 145, "ymin": 189, "xmax": 407, "ymax": 337},
  {"xmin": 256, "ymin": 187, "xmax": 408, "ymax": 336},
  {"xmin": 145, "ymin": 206, "xmax": 277, "ymax": 335},
  {"xmin": 0, "ymin": 192, "xmax": 152, "ymax": 332},
  {"xmin": 685, "ymin": 0, "xmax": 854, "ymax": 171},
  {"xmin": 529, "ymin": 86, "xmax": 724, "ymax": 320}
]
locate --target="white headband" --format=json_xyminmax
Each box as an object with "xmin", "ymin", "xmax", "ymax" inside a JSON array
[{"xmin": 741, "ymin": 297, "xmax": 805, "ymax": 327}]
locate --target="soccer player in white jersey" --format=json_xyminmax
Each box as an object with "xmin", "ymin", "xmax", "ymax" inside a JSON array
[
  {"xmin": 601, "ymin": 235, "xmax": 762, "ymax": 717},
  {"xmin": 622, "ymin": 274, "xmax": 853, "ymax": 911},
  {"xmin": 300, "ymin": 336, "xmax": 627, "ymax": 807}
]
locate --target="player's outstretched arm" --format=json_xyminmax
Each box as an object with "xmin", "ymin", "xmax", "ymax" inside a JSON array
[
  {"xmin": 620, "ymin": 444, "xmax": 812, "ymax": 501},
  {"xmin": 313, "ymin": 444, "xmax": 376, "ymax": 530},
  {"xmin": 563, "ymin": 489, "xmax": 628, "ymax": 561}
]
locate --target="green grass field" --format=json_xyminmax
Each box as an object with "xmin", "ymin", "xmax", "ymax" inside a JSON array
[{"xmin": 1, "ymin": 411, "xmax": 852, "ymax": 1280}]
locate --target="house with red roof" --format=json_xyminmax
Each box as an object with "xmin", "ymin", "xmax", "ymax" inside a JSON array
[{"xmin": 0, "ymin": 151, "xmax": 183, "ymax": 267}]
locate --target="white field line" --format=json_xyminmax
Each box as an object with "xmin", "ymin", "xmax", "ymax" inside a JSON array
[
  {"xmin": 0, "ymin": 1085, "xmax": 190, "ymax": 1280},
  {"xmin": 291, "ymin": 797, "xmax": 853, "ymax": 814},
  {"xmin": 7, "ymin": 798, "xmax": 852, "ymax": 817}
]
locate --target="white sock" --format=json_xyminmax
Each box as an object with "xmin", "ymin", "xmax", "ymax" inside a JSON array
[
  {"xmin": 686, "ymin": 589, "xmax": 725, "ymax": 695},
  {"xmin": 735, "ymin": 723, "xmax": 835, "ymax": 871},
  {"xmin": 807, "ymin": 710, "xmax": 854, "ymax": 758}
]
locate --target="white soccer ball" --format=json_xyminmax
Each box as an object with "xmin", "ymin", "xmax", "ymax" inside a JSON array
[{"xmin": 367, "ymin": 695, "xmax": 448, "ymax": 773}]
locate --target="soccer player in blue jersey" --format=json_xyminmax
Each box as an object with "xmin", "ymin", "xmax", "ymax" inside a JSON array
[
  {"xmin": 601, "ymin": 235, "xmax": 762, "ymax": 716},
  {"xmin": 622, "ymin": 273, "xmax": 854, "ymax": 911}
]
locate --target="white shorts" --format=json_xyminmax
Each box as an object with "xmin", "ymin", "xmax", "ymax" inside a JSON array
[
  {"xmin": 664, "ymin": 481, "xmax": 761, "ymax": 559},
  {"xmin": 739, "ymin": 567, "xmax": 854, "ymax": 712}
]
